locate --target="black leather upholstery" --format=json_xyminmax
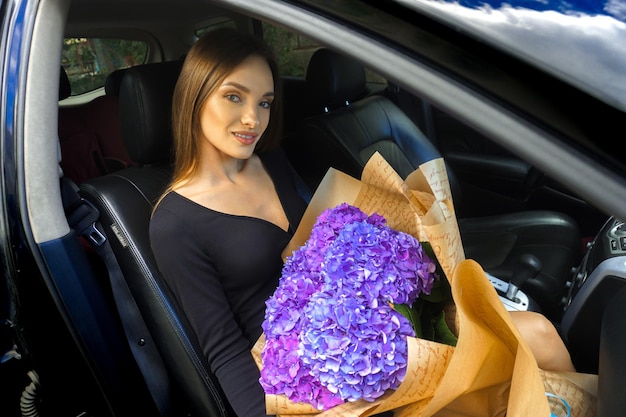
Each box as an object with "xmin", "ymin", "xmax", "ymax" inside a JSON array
[
  {"xmin": 289, "ymin": 48, "xmax": 581, "ymax": 319},
  {"xmin": 118, "ymin": 60, "xmax": 182, "ymax": 165},
  {"xmin": 104, "ymin": 67, "xmax": 127, "ymax": 96},
  {"xmin": 79, "ymin": 60, "xmax": 234, "ymax": 417},
  {"xmin": 598, "ymin": 285, "xmax": 626, "ymax": 416},
  {"xmin": 306, "ymin": 48, "xmax": 368, "ymax": 111},
  {"xmin": 59, "ymin": 66, "xmax": 72, "ymax": 100}
]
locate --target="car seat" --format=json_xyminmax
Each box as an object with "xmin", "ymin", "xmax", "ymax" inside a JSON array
[
  {"xmin": 286, "ymin": 48, "xmax": 582, "ymax": 320},
  {"xmin": 58, "ymin": 66, "xmax": 136, "ymax": 184},
  {"xmin": 104, "ymin": 67, "xmax": 128, "ymax": 97},
  {"xmin": 78, "ymin": 59, "xmax": 235, "ymax": 417}
]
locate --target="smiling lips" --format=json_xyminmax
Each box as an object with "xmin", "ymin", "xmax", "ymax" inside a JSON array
[{"xmin": 233, "ymin": 131, "xmax": 258, "ymax": 145}]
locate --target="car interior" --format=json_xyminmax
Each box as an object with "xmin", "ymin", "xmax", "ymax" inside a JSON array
[
  {"xmin": 63, "ymin": 46, "xmax": 583, "ymax": 416},
  {"xmin": 4, "ymin": 0, "xmax": 625, "ymax": 416},
  {"xmin": 62, "ymin": 43, "xmax": 600, "ymax": 416}
]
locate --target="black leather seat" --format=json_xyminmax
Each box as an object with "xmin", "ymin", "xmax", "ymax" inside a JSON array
[
  {"xmin": 286, "ymin": 48, "xmax": 582, "ymax": 320},
  {"xmin": 79, "ymin": 60, "xmax": 235, "ymax": 417}
]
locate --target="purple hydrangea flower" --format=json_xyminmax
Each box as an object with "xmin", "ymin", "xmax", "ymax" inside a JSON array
[{"xmin": 260, "ymin": 203, "xmax": 438, "ymax": 410}]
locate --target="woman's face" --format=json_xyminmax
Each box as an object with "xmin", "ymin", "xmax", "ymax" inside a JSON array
[{"xmin": 199, "ymin": 54, "xmax": 274, "ymax": 161}]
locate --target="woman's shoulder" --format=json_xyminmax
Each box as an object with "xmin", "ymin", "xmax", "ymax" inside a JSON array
[
  {"xmin": 153, "ymin": 190, "xmax": 186, "ymax": 213},
  {"xmin": 150, "ymin": 191, "xmax": 218, "ymax": 249},
  {"xmin": 151, "ymin": 191, "xmax": 199, "ymax": 230},
  {"xmin": 151, "ymin": 190, "xmax": 229, "ymax": 229}
]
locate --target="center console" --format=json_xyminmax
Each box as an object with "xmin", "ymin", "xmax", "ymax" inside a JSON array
[
  {"xmin": 488, "ymin": 253, "xmax": 543, "ymax": 313},
  {"xmin": 482, "ymin": 216, "xmax": 626, "ymax": 373},
  {"xmin": 488, "ymin": 273, "xmax": 534, "ymax": 311}
]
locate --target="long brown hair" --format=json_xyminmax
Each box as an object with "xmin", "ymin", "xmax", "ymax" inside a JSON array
[{"xmin": 165, "ymin": 28, "xmax": 283, "ymax": 197}]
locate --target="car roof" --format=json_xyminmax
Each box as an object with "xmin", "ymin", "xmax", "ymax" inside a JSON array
[
  {"xmin": 64, "ymin": 0, "xmax": 238, "ymax": 60},
  {"xmin": 65, "ymin": 0, "xmax": 226, "ymax": 31}
]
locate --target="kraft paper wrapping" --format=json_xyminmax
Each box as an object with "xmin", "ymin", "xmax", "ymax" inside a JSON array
[
  {"xmin": 254, "ymin": 153, "xmax": 597, "ymax": 417},
  {"xmin": 282, "ymin": 153, "xmax": 464, "ymax": 282}
]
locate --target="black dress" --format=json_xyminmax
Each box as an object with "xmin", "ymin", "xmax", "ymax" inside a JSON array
[{"xmin": 149, "ymin": 150, "xmax": 308, "ymax": 417}]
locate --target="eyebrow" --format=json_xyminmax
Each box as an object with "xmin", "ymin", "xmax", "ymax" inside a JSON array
[{"xmin": 221, "ymin": 81, "xmax": 274, "ymax": 97}]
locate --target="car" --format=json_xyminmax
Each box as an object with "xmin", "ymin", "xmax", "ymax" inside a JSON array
[{"xmin": 1, "ymin": 0, "xmax": 625, "ymax": 416}]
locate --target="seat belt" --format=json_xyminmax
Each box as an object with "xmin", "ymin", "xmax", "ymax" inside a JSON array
[{"xmin": 61, "ymin": 178, "xmax": 171, "ymax": 416}]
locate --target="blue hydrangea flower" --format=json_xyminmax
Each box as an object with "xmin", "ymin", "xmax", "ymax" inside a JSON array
[{"xmin": 260, "ymin": 203, "xmax": 438, "ymax": 410}]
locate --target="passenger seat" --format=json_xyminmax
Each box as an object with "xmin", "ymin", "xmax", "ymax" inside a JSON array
[
  {"xmin": 78, "ymin": 59, "xmax": 236, "ymax": 417},
  {"xmin": 287, "ymin": 48, "xmax": 581, "ymax": 320}
]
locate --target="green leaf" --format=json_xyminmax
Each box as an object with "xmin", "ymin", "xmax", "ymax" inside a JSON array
[
  {"xmin": 421, "ymin": 276, "xmax": 452, "ymax": 303},
  {"xmin": 394, "ymin": 303, "xmax": 423, "ymax": 338},
  {"xmin": 419, "ymin": 303, "xmax": 435, "ymax": 341},
  {"xmin": 432, "ymin": 310, "xmax": 458, "ymax": 346}
]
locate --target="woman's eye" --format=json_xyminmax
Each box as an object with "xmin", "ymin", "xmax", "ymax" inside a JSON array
[
  {"xmin": 225, "ymin": 94, "xmax": 241, "ymax": 103},
  {"xmin": 260, "ymin": 100, "xmax": 272, "ymax": 109}
]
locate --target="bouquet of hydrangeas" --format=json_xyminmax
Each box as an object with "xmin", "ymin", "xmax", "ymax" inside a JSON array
[
  {"xmin": 260, "ymin": 203, "xmax": 452, "ymax": 410},
  {"xmin": 254, "ymin": 155, "xmax": 597, "ymax": 417}
]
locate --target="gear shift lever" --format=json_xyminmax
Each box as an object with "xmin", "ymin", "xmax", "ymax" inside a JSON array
[{"xmin": 506, "ymin": 254, "xmax": 542, "ymax": 301}]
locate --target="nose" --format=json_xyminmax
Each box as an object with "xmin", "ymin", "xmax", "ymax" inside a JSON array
[{"xmin": 241, "ymin": 103, "xmax": 260, "ymax": 128}]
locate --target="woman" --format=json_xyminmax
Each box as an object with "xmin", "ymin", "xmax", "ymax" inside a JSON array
[
  {"xmin": 149, "ymin": 28, "xmax": 308, "ymax": 416},
  {"xmin": 150, "ymin": 28, "xmax": 573, "ymax": 417}
]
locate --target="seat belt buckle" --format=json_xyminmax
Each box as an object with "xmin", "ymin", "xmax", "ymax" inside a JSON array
[
  {"xmin": 84, "ymin": 222, "xmax": 107, "ymax": 247},
  {"xmin": 66, "ymin": 198, "xmax": 107, "ymax": 247}
]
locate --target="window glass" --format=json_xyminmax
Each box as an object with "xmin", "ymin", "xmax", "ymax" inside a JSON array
[
  {"xmin": 61, "ymin": 38, "xmax": 148, "ymax": 96},
  {"xmin": 262, "ymin": 23, "xmax": 318, "ymax": 77},
  {"xmin": 261, "ymin": 22, "xmax": 386, "ymax": 86}
]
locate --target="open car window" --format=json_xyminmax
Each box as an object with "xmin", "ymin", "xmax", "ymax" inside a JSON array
[
  {"xmin": 261, "ymin": 22, "xmax": 387, "ymax": 87},
  {"xmin": 61, "ymin": 37, "xmax": 148, "ymax": 98}
]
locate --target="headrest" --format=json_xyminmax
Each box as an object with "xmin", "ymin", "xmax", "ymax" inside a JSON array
[
  {"xmin": 305, "ymin": 48, "xmax": 367, "ymax": 111},
  {"xmin": 104, "ymin": 68, "xmax": 128, "ymax": 96},
  {"xmin": 118, "ymin": 60, "xmax": 183, "ymax": 165},
  {"xmin": 59, "ymin": 66, "xmax": 71, "ymax": 100}
]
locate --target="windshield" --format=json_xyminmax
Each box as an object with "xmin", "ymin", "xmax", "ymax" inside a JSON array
[{"xmin": 397, "ymin": 0, "xmax": 626, "ymax": 111}]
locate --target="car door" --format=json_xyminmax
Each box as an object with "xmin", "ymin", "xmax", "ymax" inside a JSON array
[{"xmin": 1, "ymin": 0, "xmax": 157, "ymax": 415}]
